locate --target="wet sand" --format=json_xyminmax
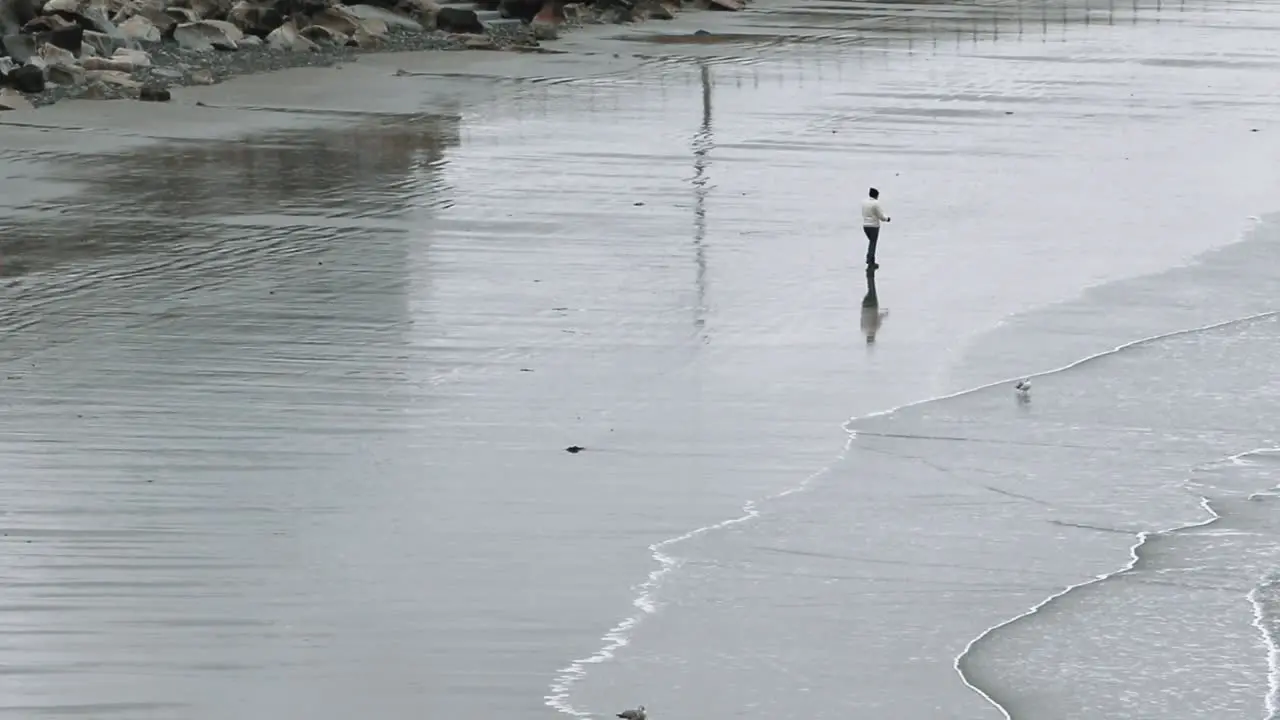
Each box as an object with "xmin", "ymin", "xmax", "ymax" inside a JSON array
[{"xmin": 2, "ymin": 0, "xmax": 1280, "ymax": 717}]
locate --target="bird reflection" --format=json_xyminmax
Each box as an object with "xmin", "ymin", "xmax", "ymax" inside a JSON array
[{"xmin": 860, "ymin": 267, "xmax": 888, "ymax": 345}]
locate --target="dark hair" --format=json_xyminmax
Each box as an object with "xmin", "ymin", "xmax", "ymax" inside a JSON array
[{"xmin": 869, "ymin": 188, "xmax": 879, "ymax": 198}]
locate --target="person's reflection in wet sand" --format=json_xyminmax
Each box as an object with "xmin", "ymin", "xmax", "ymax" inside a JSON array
[{"xmin": 860, "ymin": 266, "xmax": 889, "ymax": 345}]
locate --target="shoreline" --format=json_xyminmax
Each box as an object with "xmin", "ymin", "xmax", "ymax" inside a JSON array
[{"xmin": 4, "ymin": 0, "xmax": 1280, "ymax": 714}]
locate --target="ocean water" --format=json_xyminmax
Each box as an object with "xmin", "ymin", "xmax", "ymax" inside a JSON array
[
  {"xmin": 0, "ymin": 0, "xmax": 1279, "ymax": 716},
  {"xmin": 563, "ymin": 226, "xmax": 1280, "ymax": 719}
]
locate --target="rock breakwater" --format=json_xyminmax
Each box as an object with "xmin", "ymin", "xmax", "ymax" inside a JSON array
[{"xmin": 0, "ymin": 0, "xmax": 740, "ymax": 109}]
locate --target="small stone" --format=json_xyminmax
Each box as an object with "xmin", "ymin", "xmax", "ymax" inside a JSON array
[
  {"xmin": 531, "ymin": 19, "xmax": 557, "ymax": 39},
  {"xmin": 138, "ymin": 84, "xmax": 170, "ymax": 101},
  {"xmin": 201, "ymin": 19, "xmax": 245, "ymax": 42},
  {"xmin": 86, "ymin": 69, "xmax": 141, "ymax": 89},
  {"xmin": 47, "ymin": 63, "xmax": 86, "ymax": 85},
  {"xmin": 646, "ymin": 1, "xmax": 675, "ymax": 19},
  {"xmin": 81, "ymin": 30, "xmax": 127, "ymax": 58},
  {"xmin": 38, "ymin": 42, "xmax": 77, "ymax": 66},
  {"xmin": 172, "ymin": 20, "xmax": 241, "ymax": 51},
  {"xmin": 565, "ymin": 445, "xmax": 585, "ymax": 454},
  {"xmin": 79, "ymin": 79, "xmax": 113, "ymax": 99},
  {"xmin": 0, "ymin": 35, "xmax": 36, "ymax": 64},
  {"xmin": 8, "ymin": 64, "xmax": 46, "ymax": 93},
  {"xmin": 299, "ymin": 23, "xmax": 346, "ymax": 45},
  {"xmin": 112, "ymin": 48, "xmax": 152, "ymax": 67},
  {"xmin": 47, "ymin": 25, "xmax": 85, "ymax": 54},
  {"xmin": 434, "ymin": 6, "xmax": 483, "ymax": 33},
  {"xmin": 460, "ymin": 33, "xmax": 495, "ymax": 49},
  {"xmin": 165, "ymin": 7, "xmax": 200, "ymax": 24},
  {"xmin": 118, "ymin": 15, "xmax": 162, "ymax": 43},
  {"xmin": 83, "ymin": 56, "xmax": 132, "ymax": 70},
  {"xmin": 351, "ymin": 26, "xmax": 381, "ymax": 48},
  {"xmin": 0, "ymin": 88, "xmax": 34, "ymax": 111},
  {"xmin": 265, "ymin": 20, "xmax": 318, "ymax": 52},
  {"xmin": 189, "ymin": 68, "xmax": 215, "ymax": 84}
]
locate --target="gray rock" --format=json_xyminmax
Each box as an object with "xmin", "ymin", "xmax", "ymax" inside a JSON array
[
  {"xmin": 188, "ymin": 0, "xmax": 232, "ymax": 19},
  {"xmin": 82, "ymin": 29, "xmax": 126, "ymax": 56},
  {"xmin": 530, "ymin": 19, "xmax": 556, "ymax": 38},
  {"xmin": 265, "ymin": 19, "xmax": 316, "ymax": 51},
  {"xmin": 84, "ymin": 67, "xmax": 139, "ymax": 88},
  {"xmin": 172, "ymin": 19, "xmax": 240, "ymax": 50},
  {"xmin": 139, "ymin": 83, "xmax": 169, "ymax": 101},
  {"xmin": 0, "ymin": 56, "xmax": 15, "ymax": 75},
  {"xmin": 113, "ymin": 47, "xmax": 152, "ymax": 65},
  {"xmin": 8, "ymin": 63, "xmax": 45, "ymax": 91},
  {"xmin": 46, "ymin": 62, "xmax": 85, "ymax": 85},
  {"xmin": 83, "ymin": 54, "xmax": 129, "ymax": 69},
  {"xmin": 0, "ymin": 87, "xmax": 34, "ymax": 110},
  {"xmin": 41, "ymin": 0, "xmax": 79, "ymax": 13},
  {"xmin": 225, "ymin": 0, "xmax": 281, "ymax": 36},
  {"xmin": 0, "ymin": 0, "xmax": 41, "ymax": 36},
  {"xmin": 37, "ymin": 39, "xmax": 78, "ymax": 64},
  {"xmin": 49, "ymin": 24, "xmax": 85, "ymax": 53},
  {"xmin": 117, "ymin": 14, "xmax": 161, "ymax": 41},
  {"xmin": 164, "ymin": 6, "xmax": 200, "ymax": 23},
  {"xmin": 82, "ymin": 46, "xmax": 150, "ymax": 69},
  {"xmin": 308, "ymin": 4, "xmax": 363, "ymax": 35},
  {"xmin": 2, "ymin": 25, "xmax": 83, "ymax": 62},
  {"xmin": 434, "ymin": 6, "xmax": 482, "ymax": 33},
  {"xmin": 346, "ymin": 3, "xmax": 421, "ymax": 30},
  {"xmin": 391, "ymin": 0, "xmax": 436, "ymax": 23},
  {"xmin": 298, "ymin": 23, "xmax": 345, "ymax": 44},
  {"xmin": 497, "ymin": 0, "xmax": 539, "ymax": 21},
  {"xmin": 79, "ymin": 5, "xmax": 131, "ymax": 40}
]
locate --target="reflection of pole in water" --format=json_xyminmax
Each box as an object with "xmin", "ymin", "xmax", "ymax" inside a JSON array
[{"xmin": 691, "ymin": 61, "xmax": 714, "ymax": 337}]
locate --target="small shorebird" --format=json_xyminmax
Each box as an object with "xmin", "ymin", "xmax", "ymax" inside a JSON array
[
  {"xmin": 617, "ymin": 706, "xmax": 646, "ymax": 720},
  {"xmin": 1015, "ymin": 379, "xmax": 1031, "ymax": 400}
]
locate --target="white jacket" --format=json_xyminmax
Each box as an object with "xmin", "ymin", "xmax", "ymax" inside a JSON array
[{"xmin": 861, "ymin": 198, "xmax": 889, "ymax": 227}]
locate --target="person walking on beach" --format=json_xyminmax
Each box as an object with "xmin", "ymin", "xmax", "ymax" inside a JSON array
[{"xmin": 861, "ymin": 187, "xmax": 890, "ymax": 269}]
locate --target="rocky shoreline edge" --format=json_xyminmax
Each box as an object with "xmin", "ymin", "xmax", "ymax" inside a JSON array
[{"xmin": 0, "ymin": 0, "xmax": 742, "ymax": 110}]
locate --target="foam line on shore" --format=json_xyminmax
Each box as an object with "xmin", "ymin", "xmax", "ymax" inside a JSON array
[
  {"xmin": 954, "ymin": 446, "xmax": 1280, "ymax": 718},
  {"xmin": 544, "ymin": 305, "xmax": 1280, "ymax": 717}
]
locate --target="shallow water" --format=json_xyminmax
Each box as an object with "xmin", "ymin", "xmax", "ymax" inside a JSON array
[{"xmin": 1, "ymin": 0, "xmax": 1280, "ymax": 716}]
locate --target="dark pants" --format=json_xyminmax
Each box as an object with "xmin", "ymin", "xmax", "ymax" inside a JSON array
[{"xmin": 863, "ymin": 226, "xmax": 880, "ymax": 265}]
